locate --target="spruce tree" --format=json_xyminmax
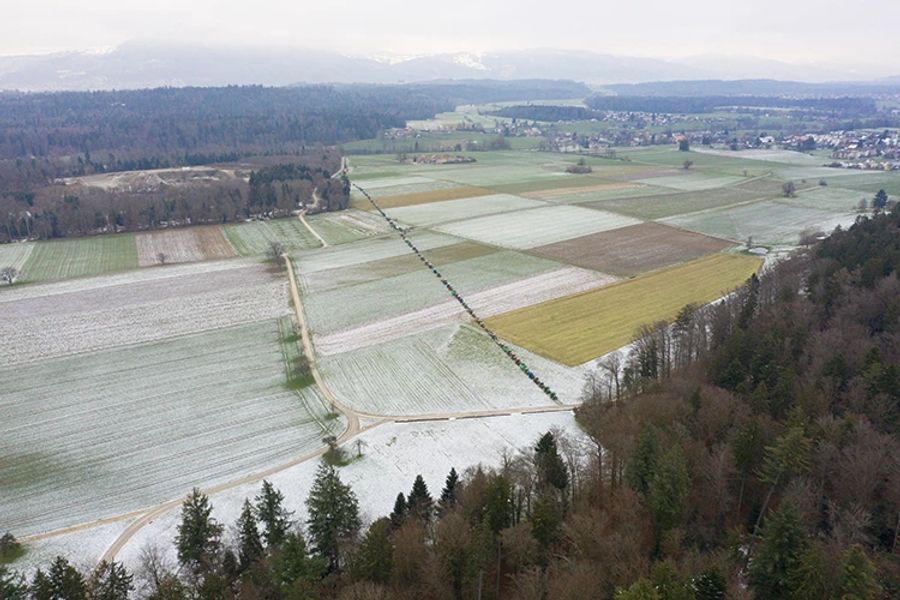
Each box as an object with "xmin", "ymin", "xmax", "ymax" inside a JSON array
[
  {"xmin": 873, "ymin": 189, "xmax": 888, "ymax": 210},
  {"xmin": 0, "ymin": 566, "xmax": 27, "ymax": 600},
  {"xmin": 353, "ymin": 518, "xmax": 394, "ymax": 584},
  {"xmin": 626, "ymin": 424, "xmax": 660, "ymax": 495},
  {"xmin": 692, "ymin": 567, "xmax": 726, "ymax": 600},
  {"xmin": 791, "ymin": 543, "xmax": 830, "ymax": 600},
  {"xmin": 406, "ymin": 475, "xmax": 433, "ymax": 522},
  {"xmin": 838, "ymin": 545, "xmax": 881, "ymax": 600},
  {"xmin": 648, "ymin": 445, "xmax": 690, "ymax": 535},
  {"xmin": 175, "ymin": 488, "xmax": 223, "ymax": 572},
  {"xmin": 389, "ymin": 492, "xmax": 407, "ymax": 529},
  {"xmin": 438, "ymin": 467, "xmax": 459, "ymax": 514},
  {"xmin": 236, "ymin": 499, "xmax": 264, "ymax": 570},
  {"xmin": 87, "ymin": 561, "xmax": 133, "ymax": 600},
  {"xmin": 534, "ymin": 432, "xmax": 568, "ymax": 491},
  {"xmin": 254, "ymin": 479, "xmax": 294, "ymax": 548},
  {"xmin": 31, "ymin": 557, "xmax": 86, "ymax": 600},
  {"xmin": 750, "ymin": 502, "xmax": 807, "ymax": 598},
  {"xmin": 306, "ymin": 463, "xmax": 361, "ymax": 572}
]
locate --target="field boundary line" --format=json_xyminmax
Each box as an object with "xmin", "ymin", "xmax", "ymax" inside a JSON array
[{"xmin": 299, "ymin": 209, "xmax": 329, "ymax": 248}]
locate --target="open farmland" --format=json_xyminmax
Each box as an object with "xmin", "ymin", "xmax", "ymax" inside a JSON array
[
  {"xmin": 528, "ymin": 222, "xmax": 733, "ymax": 276},
  {"xmin": 319, "ymin": 324, "xmax": 586, "ymax": 415},
  {"xmin": 315, "ymin": 266, "xmax": 616, "ymax": 355},
  {"xmin": 435, "ymin": 205, "xmax": 641, "ymax": 249},
  {"xmin": 302, "ymin": 250, "xmax": 561, "ymax": 334},
  {"xmin": 0, "ymin": 241, "xmax": 33, "ymax": 272},
  {"xmin": 485, "ymin": 253, "xmax": 762, "ymax": 366},
  {"xmin": 350, "ymin": 185, "xmax": 492, "ymax": 210},
  {"xmin": 662, "ymin": 199, "xmax": 857, "ymax": 245},
  {"xmin": 301, "ymin": 241, "xmax": 496, "ymax": 294},
  {"xmin": 16, "ymin": 234, "xmax": 138, "ymax": 282},
  {"xmin": 293, "ymin": 230, "xmax": 460, "ymax": 274},
  {"xmin": 385, "ymin": 193, "xmax": 545, "ymax": 226},
  {"xmin": 305, "ymin": 209, "xmax": 392, "ymax": 244},
  {"xmin": 224, "ymin": 219, "xmax": 322, "ymax": 256},
  {"xmin": 136, "ymin": 226, "xmax": 236, "ymax": 266},
  {"xmin": 585, "ymin": 185, "xmax": 767, "ymax": 219},
  {"xmin": 634, "ymin": 172, "xmax": 749, "ymax": 191},
  {"xmin": 0, "ymin": 320, "xmax": 337, "ymax": 535},
  {"xmin": 0, "ymin": 259, "xmax": 288, "ymax": 365}
]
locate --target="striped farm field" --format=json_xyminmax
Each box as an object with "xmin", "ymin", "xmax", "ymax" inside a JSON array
[
  {"xmin": 485, "ymin": 253, "xmax": 762, "ymax": 366},
  {"xmin": 136, "ymin": 226, "xmax": 237, "ymax": 266},
  {"xmin": 351, "ymin": 185, "xmax": 493, "ymax": 210},
  {"xmin": 386, "ymin": 193, "xmax": 545, "ymax": 227},
  {"xmin": 0, "ymin": 241, "xmax": 34, "ymax": 273},
  {"xmin": 224, "ymin": 218, "xmax": 321, "ymax": 256},
  {"xmin": 19, "ymin": 234, "xmax": 138, "ymax": 282}
]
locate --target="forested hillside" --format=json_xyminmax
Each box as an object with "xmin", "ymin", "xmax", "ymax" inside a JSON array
[{"xmin": 3, "ymin": 205, "xmax": 897, "ymax": 599}]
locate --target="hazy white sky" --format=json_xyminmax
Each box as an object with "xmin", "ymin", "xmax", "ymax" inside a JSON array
[{"xmin": 4, "ymin": 0, "xmax": 899, "ymax": 65}]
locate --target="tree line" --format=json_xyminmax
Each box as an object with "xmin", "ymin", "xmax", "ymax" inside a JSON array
[
  {"xmin": 2, "ymin": 206, "xmax": 898, "ymax": 598},
  {"xmin": 0, "ymin": 151, "xmax": 347, "ymax": 242}
]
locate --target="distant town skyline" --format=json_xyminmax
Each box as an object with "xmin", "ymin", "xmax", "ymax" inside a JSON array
[{"xmin": 4, "ymin": 0, "xmax": 899, "ymax": 74}]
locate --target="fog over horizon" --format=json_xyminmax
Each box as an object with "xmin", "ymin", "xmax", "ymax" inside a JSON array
[{"xmin": 4, "ymin": 0, "xmax": 900, "ymax": 78}]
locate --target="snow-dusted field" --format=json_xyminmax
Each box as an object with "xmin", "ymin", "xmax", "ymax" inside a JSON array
[
  {"xmin": 0, "ymin": 241, "xmax": 34, "ymax": 273},
  {"xmin": 315, "ymin": 266, "xmax": 617, "ymax": 355},
  {"xmin": 435, "ymin": 205, "xmax": 641, "ymax": 249},
  {"xmin": 0, "ymin": 262, "xmax": 289, "ymax": 365},
  {"xmin": 302, "ymin": 250, "xmax": 560, "ymax": 335},
  {"xmin": 320, "ymin": 324, "xmax": 587, "ymax": 415},
  {"xmin": 293, "ymin": 230, "xmax": 460, "ymax": 274},
  {"xmin": 1, "ymin": 321, "xmax": 337, "ymax": 536},
  {"xmin": 108, "ymin": 410, "xmax": 586, "ymax": 573},
  {"xmin": 306, "ymin": 209, "xmax": 392, "ymax": 245},
  {"xmin": 385, "ymin": 193, "xmax": 545, "ymax": 226},
  {"xmin": 634, "ymin": 173, "xmax": 748, "ymax": 191}
]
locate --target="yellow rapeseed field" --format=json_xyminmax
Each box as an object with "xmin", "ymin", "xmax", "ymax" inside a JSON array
[
  {"xmin": 351, "ymin": 186, "xmax": 493, "ymax": 210},
  {"xmin": 485, "ymin": 253, "xmax": 762, "ymax": 366}
]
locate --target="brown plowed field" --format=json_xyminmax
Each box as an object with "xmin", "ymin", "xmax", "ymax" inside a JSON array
[
  {"xmin": 196, "ymin": 226, "xmax": 238, "ymax": 260},
  {"xmin": 527, "ymin": 222, "xmax": 733, "ymax": 276}
]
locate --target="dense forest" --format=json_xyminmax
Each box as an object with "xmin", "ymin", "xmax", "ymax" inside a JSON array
[
  {"xmin": 3, "ymin": 205, "xmax": 897, "ymax": 599},
  {"xmin": 0, "ymin": 151, "xmax": 346, "ymax": 241}
]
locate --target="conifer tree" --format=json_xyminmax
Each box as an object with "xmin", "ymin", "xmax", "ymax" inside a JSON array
[
  {"xmin": 389, "ymin": 492, "xmax": 407, "ymax": 529},
  {"xmin": 175, "ymin": 488, "xmax": 223, "ymax": 572},
  {"xmin": 31, "ymin": 556, "xmax": 86, "ymax": 600},
  {"xmin": 649, "ymin": 445, "xmax": 690, "ymax": 535},
  {"xmin": 534, "ymin": 432, "xmax": 568, "ymax": 491},
  {"xmin": 838, "ymin": 544, "xmax": 881, "ymax": 600},
  {"xmin": 0, "ymin": 566, "xmax": 27, "ymax": 600},
  {"xmin": 353, "ymin": 518, "xmax": 394, "ymax": 584},
  {"xmin": 439, "ymin": 467, "xmax": 459, "ymax": 514},
  {"xmin": 627, "ymin": 424, "xmax": 660, "ymax": 495},
  {"xmin": 254, "ymin": 479, "xmax": 294, "ymax": 548},
  {"xmin": 236, "ymin": 499, "xmax": 264, "ymax": 570},
  {"xmin": 272, "ymin": 531, "xmax": 325, "ymax": 589},
  {"xmin": 750, "ymin": 502, "xmax": 807, "ymax": 598},
  {"xmin": 306, "ymin": 463, "xmax": 361, "ymax": 572},
  {"xmin": 87, "ymin": 561, "xmax": 133, "ymax": 600},
  {"xmin": 790, "ymin": 543, "xmax": 830, "ymax": 600},
  {"xmin": 406, "ymin": 475, "xmax": 434, "ymax": 522},
  {"xmin": 692, "ymin": 567, "xmax": 726, "ymax": 600}
]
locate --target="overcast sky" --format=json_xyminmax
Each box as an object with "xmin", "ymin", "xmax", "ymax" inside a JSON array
[{"xmin": 4, "ymin": 0, "xmax": 899, "ymax": 67}]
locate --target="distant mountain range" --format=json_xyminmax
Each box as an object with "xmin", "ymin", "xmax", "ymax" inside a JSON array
[{"xmin": 0, "ymin": 42, "xmax": 898, "ymax": 91}]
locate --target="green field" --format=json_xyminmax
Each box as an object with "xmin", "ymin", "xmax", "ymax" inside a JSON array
[
  {"xmin": 224, "ymin": 219, "xmax": 321, "ymax": 256},
  {"xmin": 19, "ymin": 235, "xmax": 138, "ymax": 282}
]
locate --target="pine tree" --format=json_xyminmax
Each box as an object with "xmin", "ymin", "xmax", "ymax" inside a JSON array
[
  {"xmin": 389, "ymin": 492, "xmax": 407, "ymax": 529},
  {"xmin": 87, "ymin": 561, "xmax": 133, "ymax": 600},
  {"xmin": 484, "ymin": 474, "xmax": 514, "ymax": 534},
  {"xmin": 534, "ymin": 432, "xmax": 568, "ymax": 491},
  {"xmin": 626, "ymin": 424, "xmax": 660, "ymax": 495},
  {"xmin": 406, "ymin": 475, "xmax": 434, "ymax": 523},
  {"xmin": 31, "ymin": 556, "xmax": 87, "ymax": 600},
  {"xmin": 353, "ymin": 518, "xmax": 394, "ymax": 584},
  {"xmin": 272, "ymin": 531, "xmax": 325, "ymax": 589},
  {"xmin": 837, "ymin": 544, "xmax": 881, "ymax": 600},
  {"xmin": 692, "ymin": 567, "xmax": 726, "ymax": 600},
  {"xmin": 648, "ymin": 445, "xmax": 690, "ymax": 535},
  {"xmin": 790, "ymin": 543, "xmax": 830, "ymax": 600},
  {"xmin": 438, "ymin": 467, "xmax": 459, "ymax": 514},
  {"xmin": 0, "ymin": 566, "xmax": 27, "ymax": 600},
  {"xmin": 306, "ymin": 463, "xmax": 361, "ymax": 572},
  {"xmin": 529, "ymin": 491, "xmax": 562, "ymax": 551},
  {"xmin": 614, "ymin": 577, "xmax": 661, "ymax": 599},
  {"xmin": 750, "ymin": 502, "xmax": 807, "ymax": 598},
  {"xmin": 254, "ymin": 479, "xmax": 294, "ymax": 548},
  {"xmin": 873, "ymin": 189, "xmax": 888, "ymax": 210},
  {"xmin": 236, "ymin": 499, "xmax": 264, "ymax": 570},
  {"xmin": 175, "ymin": 488, "xmax": 223, "ymax": 572}
]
